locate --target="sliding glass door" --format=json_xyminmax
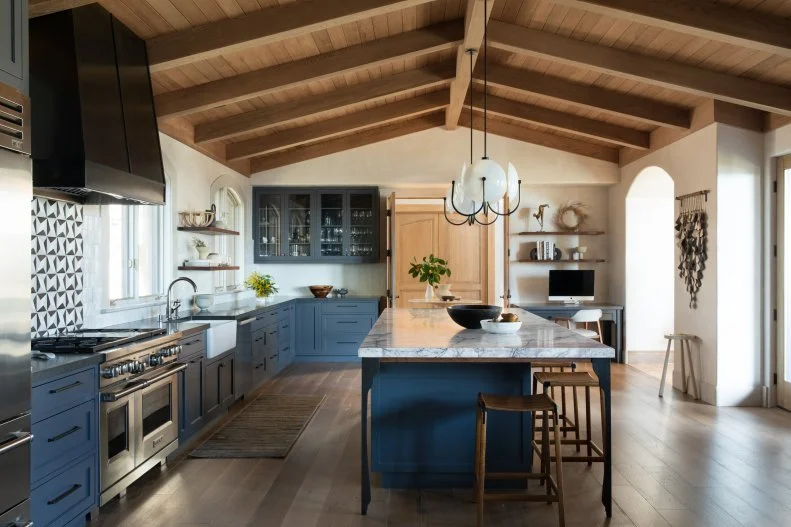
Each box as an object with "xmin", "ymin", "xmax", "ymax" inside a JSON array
[{"xmin": 778, "ymin": 155, "xmax": 791, "ymax": 409}]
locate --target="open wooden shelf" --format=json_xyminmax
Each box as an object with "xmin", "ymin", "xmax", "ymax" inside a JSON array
[
  {"xmin": 512, "ymin": 231, "xmax": 605, "ymax": 236},
  {"xmin": 177, "ymin": 265, "xmax": 240, "ymax": 271},
  {"xmin": 177, "ymin": 226, "xmax": 240, "ymax": 236},
  {"xmin": 513, "ymin": 259, "xmax": 606, "ymax": 264}
]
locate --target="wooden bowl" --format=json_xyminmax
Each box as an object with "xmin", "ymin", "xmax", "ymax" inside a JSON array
[{"xmin": 309, "ymin": 285, "xmax": 333, "ymax": 298}]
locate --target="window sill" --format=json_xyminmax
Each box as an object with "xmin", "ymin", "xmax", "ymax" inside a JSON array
[{"xmin": 102, "ymin": 299, "xmax": 166, "ymax": 314}]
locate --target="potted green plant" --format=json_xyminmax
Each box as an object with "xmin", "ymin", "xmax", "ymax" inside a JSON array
[
  {"xmin": 408, "ymin": 254, "xmax": 452, "ymax": 300},
  {"xmin": 192, "ymin": 236, "xmax": 211, "ymax": 260},
  {"xmin": 245, "ymin": 272, "xmax": 279, "ymax": 302}
]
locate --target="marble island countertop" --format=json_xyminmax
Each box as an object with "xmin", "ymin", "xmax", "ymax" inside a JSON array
[{"xmin": 358, "ymin": 308, "xmax": 615, "ymax": 359}]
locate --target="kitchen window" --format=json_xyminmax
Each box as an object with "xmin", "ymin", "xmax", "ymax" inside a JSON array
[
  {"xmin": 214, "ymin": 186, "xmax": 243, "ymax": 291},
  {"xmin": 106, "ymin": 204, "xmax": 167, "ymax": 303}
]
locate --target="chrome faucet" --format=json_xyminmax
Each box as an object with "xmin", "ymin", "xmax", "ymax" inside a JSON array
[{"xmin": 162, "ymin": 277, "xmax": 197, "ymax": 321}]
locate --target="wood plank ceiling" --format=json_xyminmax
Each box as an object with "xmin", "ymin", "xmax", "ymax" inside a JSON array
[{"xmin": 37, "ymin": 0, "xmax": 791, "ymax": 174}]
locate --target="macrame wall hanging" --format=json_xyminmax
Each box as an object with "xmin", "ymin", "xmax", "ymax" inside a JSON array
[{"xmin": 675, "ymin": 190, "xmax": 709, "ymax": 309}]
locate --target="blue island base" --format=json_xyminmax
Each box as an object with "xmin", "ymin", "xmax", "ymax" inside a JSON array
[{"xmin": 371, "ymin": 362, "xmax": 536, "ymax": 489}]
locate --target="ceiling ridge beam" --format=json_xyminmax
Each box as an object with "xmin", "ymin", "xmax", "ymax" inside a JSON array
[
  {"xmin": 29, "ymin": 0, "xmax": 95, "ymax": 18},
  {"xmin": 445, "ymin": 0, "xmax": 495, "ymax": 129},
  {"xmin": 227, "ymin": 90, "xmax": 449, "ymax": 161},
  {"xmin": 460, "ymin": 111, "xmax": 618, "ymax": 163},
  {"xmin": 545, "ymin": 0, "xmax": 791, "ymax": 59},
  {"xmin": 155, "ymin": 20, "xmax": 463, "ymax": 119},
  {"xmin": 488, "ymin": 20, "xmax": 791, "ymax": 116},
  {"xmin": 478, "ymin": 62, "xmax": 691, "ymax": 129},
  {"xmin": 194, "ymin": 62, "xmax": 455, "ymax": 144},
  {"xmin": 146, "ymin": 0, "xmax": 435, "ymax": 73},
  {"xmin": 250, "ymin": 113, "xmax": 445, "ymax": 173},
  {"xmin": 470, "ymin": 92, "xmax": 649, "ymax": 149}
]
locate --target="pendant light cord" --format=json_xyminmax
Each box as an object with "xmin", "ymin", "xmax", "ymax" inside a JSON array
[
  {"xmin": 469, "ymin": 49, "xmax": 473, "ymax": 165},
  {"xmin": 483, "ymin": 0, "xmax": 488, "ymax": 159}
]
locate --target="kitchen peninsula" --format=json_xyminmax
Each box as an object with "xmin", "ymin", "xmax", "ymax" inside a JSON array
[{"xmin": 359, "ymin": 308, "xmax": 615, "ymax": 517}]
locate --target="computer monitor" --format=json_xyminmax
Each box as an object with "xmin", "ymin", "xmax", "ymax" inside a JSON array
[{"xmin": 548, "ymin": 270, "xmax": 595, "ymax": 304}]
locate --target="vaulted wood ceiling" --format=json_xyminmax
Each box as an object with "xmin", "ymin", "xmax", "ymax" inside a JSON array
[{"xmin": 32, "ymin": 0, "xmax": 791, "ymax": 174}]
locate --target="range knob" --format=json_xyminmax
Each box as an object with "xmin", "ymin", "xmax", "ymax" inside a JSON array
[
  {"xmin": 148, "ymin": 354, "xmax": 164, "ymax": 367},
  {"xmin": 101, "ymin": 367, "xmax": 115, "ymax": 378}
]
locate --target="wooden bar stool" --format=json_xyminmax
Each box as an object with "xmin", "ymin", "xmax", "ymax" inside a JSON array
[
  {"xmin": 475, "ymin": 392, "xmax": 565, "ymax": 527},
  {"xmin": 531, "ymin": 361, "xmax": 577, "ymax": 442},
  {"xmin": 533, "ymin": 372, "xmax": 605, "ymax": 465},
  {"xmin": 659, "ymin": 334, "xmax": 699, "ymax": 399}
]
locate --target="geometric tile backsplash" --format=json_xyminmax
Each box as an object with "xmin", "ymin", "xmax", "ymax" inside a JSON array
[{"xmin": 31, "ymin": 197, "xmax": 84, "ymax": 337}]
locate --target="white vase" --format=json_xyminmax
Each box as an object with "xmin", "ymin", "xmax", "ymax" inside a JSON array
[
  {"xmin": 424, "ymin": 284, "xmax": 434, "ymax": 300},
  {"xmin": 196, "ymin": 246, "xmax": 211, "ymax": 259},
  {"xmin": 436, "ymin": 284, "xmax": 452, "ymax": 297}
]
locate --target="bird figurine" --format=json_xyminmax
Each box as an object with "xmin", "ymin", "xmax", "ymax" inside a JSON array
[{"xmin": 533, "ymin": 204, "xmax": 550, "ymax": 231}]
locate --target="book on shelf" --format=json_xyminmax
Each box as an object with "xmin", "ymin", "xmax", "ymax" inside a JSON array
[{"xmin": 535, "ymin": 240, "xmax": 555, "ymax": 260}]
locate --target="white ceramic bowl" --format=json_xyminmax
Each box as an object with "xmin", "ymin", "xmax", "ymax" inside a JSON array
[
  {"xmin": 194, "ymin": 294, "xmax": 214, "ymax": 311},
  {"xmin": 480, "ymin": 319, "xmax": 522, "ymax": 334}
]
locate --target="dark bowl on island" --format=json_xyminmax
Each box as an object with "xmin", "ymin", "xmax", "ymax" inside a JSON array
[{"xmin": 446, "ymin": 304, "xmax": 503, "ymax": 329}]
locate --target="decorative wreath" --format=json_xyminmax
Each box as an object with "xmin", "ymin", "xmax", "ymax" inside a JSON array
[{"xmin": 554, "ymin": 201, "xmax": 589, "ymax": 232}]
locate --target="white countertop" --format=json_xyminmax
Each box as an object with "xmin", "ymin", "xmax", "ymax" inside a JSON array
[{"xmin": 358, "ymin": 308, "xmax": 615, "ymax": 359}]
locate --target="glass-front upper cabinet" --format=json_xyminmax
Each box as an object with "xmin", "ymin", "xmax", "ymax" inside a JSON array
[
  {"xmin": 319, "ymin": 192, "xmax": 345, "ymax": 258},
  {"xmin": 286, "ymin": 192, "xmax": 312, "ymax": 258},
  {"xmin": 348, "ymin": 190, "xmax": 377, "ymax": 260},
  {"xmin": 255, "ymin": 191, "xmax": 283, "ymax": 260}
]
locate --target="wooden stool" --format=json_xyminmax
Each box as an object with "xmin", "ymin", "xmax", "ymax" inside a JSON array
[
  {"xmin": 531, "ymin": 361, "xmax": 576, "ymax": 440},
  {"xmin": 533, "ymin": 372, "xmax": 605, "ymax": 465},
  {"xmin": 475, "ymin": 392, "xmax": 565, "ymax": 527},
  {"xmin": 659, "ymin": 334, "xmax": 699, "ymax": 399}
]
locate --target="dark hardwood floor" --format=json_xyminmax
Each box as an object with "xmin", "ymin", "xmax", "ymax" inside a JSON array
[{"xmin": 92, "ymin": 362, "xmax": 791, "ymax": 527}]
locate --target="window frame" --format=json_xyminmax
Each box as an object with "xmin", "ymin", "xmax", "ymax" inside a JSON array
[{"xmin": 213, "ymin": 186, "xmax": 243, "ymax": 292}]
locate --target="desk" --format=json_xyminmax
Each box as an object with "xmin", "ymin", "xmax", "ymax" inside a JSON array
[
  {"xmin": 407, "ymin": 298, "xmax": 482, "ymax": 306},
  {"xmin": 514, "ymin": 303, "xmax": 624, "ymax": 363}
]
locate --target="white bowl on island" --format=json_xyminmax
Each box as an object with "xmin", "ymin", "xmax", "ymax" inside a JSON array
[{"xmin": 480, "ymin": 319, "xmax": 522, "ymax": 334}]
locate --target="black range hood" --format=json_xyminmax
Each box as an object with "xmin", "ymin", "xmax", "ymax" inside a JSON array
[{"xmin": 30, "ymin": 5, "xmax": 165, "ymax": 205}]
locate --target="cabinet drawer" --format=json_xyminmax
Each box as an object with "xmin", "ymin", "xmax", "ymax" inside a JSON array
[
  {"xmin": 322, "ymin": 314, "xmax": 374, "ymax": 333},
  {"xmin": 31, "ymin": 454, "xmax": 96, "ymax": 527},
  {"xmin": 179, "ymin": 333, "xmax": 206, "ymax": 358},
  {"xmin": 321, "ymin": 333, "xmax": 367, "ymax": 356},
  {"xmin": 33, "ymin": 369, "xmax": 97, "ymax": 423},
  {"xmin": 321, "ymin": 301, "xmax": 378, "ymax": 315},
  {"xmin": 32, "ymin": 400, "xmax": 97, "ymax": 485}
]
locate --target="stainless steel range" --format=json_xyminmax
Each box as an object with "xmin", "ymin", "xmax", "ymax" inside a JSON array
[{"xmin": 34, "ymin": 329, "xmax": 187, "ymax": 504}]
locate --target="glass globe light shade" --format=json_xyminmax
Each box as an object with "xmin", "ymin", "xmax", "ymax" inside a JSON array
[
  {"xmin": 470, "ymin": 158, "xmax": 507, "ymax": 203},
  {"xmin": 446, "ymin": 182, "xmax": 476, "ymax": 215},
  {"xmin": 460, "ymin": 162, "xmax": 483, "ymax": 203},
  {"xmin": 506, "ymin": 162, "xmax": 520, "ymax": 202}
]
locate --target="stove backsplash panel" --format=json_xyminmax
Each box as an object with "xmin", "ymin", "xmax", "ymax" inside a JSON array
[{"xmin": 31, "ymin": 197, "xmax": 84, "ymax": 337}]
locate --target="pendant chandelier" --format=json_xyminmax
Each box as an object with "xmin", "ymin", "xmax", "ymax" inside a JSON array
[{"xmin": 444, "ymin": 0, "xmax": 521, "ymax": 226}]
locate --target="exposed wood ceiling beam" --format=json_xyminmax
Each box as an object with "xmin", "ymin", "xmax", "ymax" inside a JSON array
[
  {"xmin": 488, "ymin": 20, "xmax": 791, "ymax": 116},
  {"xmin": 227, "ymin": 91, "xmax": 449, "ymax": 161},
  {"xmin": 195, "ymin": 63, "xmax": 455, "ymax": 144},
  {"xmin": 445, "ymin": 0, "xmax": 495, "ymax": 129},
  {"xmin": 157, "ymin": 120, "xmax": 250, "ymax": 176},
  {"xmin": 547, "ymin": 0, "xmax": 791, "ymax": 59},
  {"xmin": 146, "ymin": 0, "xmax": 434, "ymax": 73},
  {"xmin": 479, "ymin": 62, "xmax": 691, "ymax": 129},
  {"xmin": 470, "ymin": 92, "xmax": 649, "ymax": 149},
  {"xmin": 250, "ymin": 113, "xmax": 444, "ymax": 173},
  {"xmin": 155, "ymin": 21, "xmax": 462, "ymax": 119},
  {"xmin": 29, "ymin": 0, "xmax": 95, "ymax": 17},
  {"xmin": 459, "ymin": 111, "xmax": 618, "ymax": 163}
]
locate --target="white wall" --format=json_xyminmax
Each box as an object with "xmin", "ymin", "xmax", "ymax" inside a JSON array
[
  {"xmin": 251, "ymin": 127, "xmax": 619, "ymax": 298},
  {"xmin": 611, "ymin": 125, "xmax": 719, "ymax": 403},
  {"xmin": 625, "ymin": 167, "xmax": 675, "ymax": 352},
  {"xmin": 83, "ymin": 133, "xmax": 253, "ymax": 327}
]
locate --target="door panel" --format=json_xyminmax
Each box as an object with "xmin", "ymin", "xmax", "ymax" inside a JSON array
[
  {"xmin": 395, "ymin": 212, "xmax": 439, "ymax": 308},
  {"xmin": 778, "ymin": 155, "xmax": 791, "ymax": 409},
  {"xmin": 438, "ymin": 218, "xmax": 488, "ymax": 303}
]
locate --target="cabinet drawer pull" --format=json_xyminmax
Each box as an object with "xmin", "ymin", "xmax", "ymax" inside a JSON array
[
  {"xmin": 336, "ymin": 305, "xmax": 358, "ymax": 308},
  {"xmin": 183, "ymin": 339, "xmax": 202, "ymax": 346},
  {"xmin": 239, "ymin": 317, "xmax": 256, "ymax": 326},
  {"xmin": 47, "ymin": 426, "xmax": 81, "ymax": 443},
  {"xmin": 219, "ymin": 363, "xmax": 225, "ymax": 368},
  {"xmin": 336, "ymin": 321, "xmax": 358, "ymax": 324},
  {"xmin": 269, "ymin": 331, "xmax": 277, "ymax": 336},
  {"xmin": 281, "ymin": 324, "xmax": 289, "ymax": 329},
  {"xmin": 49, "ymin": 381, "xmax": 82, "ymax": 394},
  {"xmin": 189, "ymin": 360, "xmax": 197, "ymax": 364},
  {"xmin": 337, "ymin": 341, "xmax": 359, "ymax": 345},
  {"xmin": 254, "ymin": 337, "xmax": 264, "ymax": 343},
  {"xmin": 47, "ymin": 483, "xmax": 82, "ymax": 505}
]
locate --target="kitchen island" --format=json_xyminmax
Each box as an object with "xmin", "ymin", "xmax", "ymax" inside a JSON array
[{"xmin": 358, "ymin": 308, "xmax": 615, "ymax": 517}]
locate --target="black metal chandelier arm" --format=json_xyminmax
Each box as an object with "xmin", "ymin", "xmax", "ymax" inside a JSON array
[
  {"xmin": 442, "ymin": 199, "xmax": 472, "ymax": 226},
  {"xmin": 471, "ymin": 210, "xmax": 500, "ymax": 226},
  {"xmin": 449, "ymin": 180, "xmax": 486, "ymax": 217},
  {"xmin": 488, "ymin": 181, "xmax": 522, "ymax": 217}
]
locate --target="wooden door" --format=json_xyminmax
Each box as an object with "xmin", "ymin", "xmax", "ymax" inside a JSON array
[
  {"xmin": 778, "ymin": 155, "xmax": 791, "ymax": 409},
  {"xmin": 394, "ymin": 205, "xmax": 492, "ymax": 308}
]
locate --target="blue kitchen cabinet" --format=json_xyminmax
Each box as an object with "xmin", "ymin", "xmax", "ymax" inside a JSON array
[
  {"xmin": 295, "ymin": 301, "xmax": 319, "ymax": 357},
  {"xmin": 31, "ymin": 366, "xmax": 99, "ymax": 527},
  {"xmin": 295, "ymin": 299, "xmax": 379, "ymax": 361},
  {"xmin": 0, "ymin": 0, "xmax": 27, "ymax": 94}
]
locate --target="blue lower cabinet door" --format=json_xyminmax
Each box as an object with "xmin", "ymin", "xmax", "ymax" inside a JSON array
[
  {"xmin": 31, "ymin": 400, "xmax": 96, "ymax": 485},
  {"xmin": 31, "ymin": 453, "xmax": 96, "ymax": 527}
]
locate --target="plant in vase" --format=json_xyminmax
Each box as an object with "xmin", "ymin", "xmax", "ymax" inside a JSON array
[
  {"xmin": 192, "ymin": 237, "xmax": 211, "ymax": 260},
  {"xmin": 408, "ymin": 254, "xmax": 451, "ymax": 300},
  {"xmin": 245, "ymin": 272, "xmax": 279, "ymax": 302}
]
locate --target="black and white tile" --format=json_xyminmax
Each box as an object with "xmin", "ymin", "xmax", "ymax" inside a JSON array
[{"xmin": 31, "ymin": 198, "xmax": 84, "ymax": 337}]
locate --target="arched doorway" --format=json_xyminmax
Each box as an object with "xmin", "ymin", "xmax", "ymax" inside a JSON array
[{"xmin": 625, "ymin": 167, "xmax": 674, "ymax": 380}]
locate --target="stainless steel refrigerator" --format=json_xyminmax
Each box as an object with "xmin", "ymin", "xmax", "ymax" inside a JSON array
[{"xmin": 0, "ymin": 86, "xmax": 33, "ymax": 526}]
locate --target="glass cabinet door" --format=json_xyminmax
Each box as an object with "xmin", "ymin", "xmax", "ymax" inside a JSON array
[
  {"xmin": 348, "ymin": 191, "xmax": 376, "ymax": 259},
  {"xmin": 256, "ymin": 192, "xmax": 283, "ymax": 259},
  {"xmin": 319, "ymin": 192, "xmax": 345, "ymax": 257},
  {"xmin": 286, "ymin": 192, "xmax": 312, "ymax": 258}
]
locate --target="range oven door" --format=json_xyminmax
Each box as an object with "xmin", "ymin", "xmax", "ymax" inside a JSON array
[
  {"xmin": 137, "ymin": 371, "xmax": 180, "ymax": 465},
  {"xmin": 100, "ymin": 386, "xmax": 138, "ymax": 492}
]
